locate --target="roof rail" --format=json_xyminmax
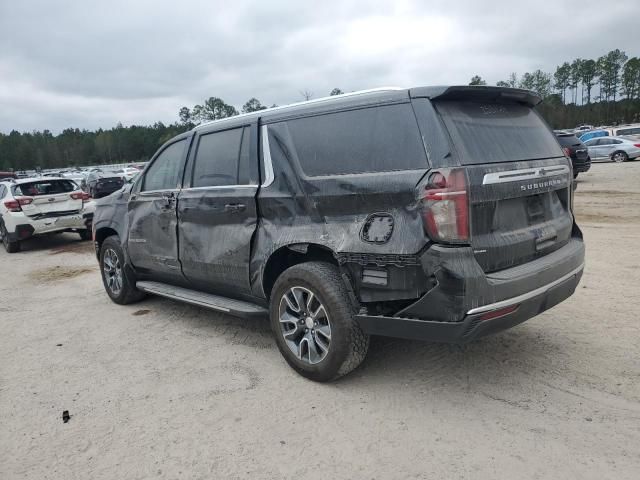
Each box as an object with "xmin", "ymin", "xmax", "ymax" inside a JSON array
[{"xmin": 194, "ymin": 86, "xmax": 404, "ymax": 130}]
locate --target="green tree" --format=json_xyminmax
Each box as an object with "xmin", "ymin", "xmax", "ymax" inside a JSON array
[
  {"xmin": 621, "ymin": 57, "xmax": 640, "ymax": 100},
  {"xmin": 329, "ymin": 88, "xmax": 343, "ymax": 96},
  {"xmin": 241, "ymin": 98, "xmax": 267, "ymax": 113},
  {"xmin": 469, "ymin": 75, "xmax": 487, "ymax": 86},
  {"xmin": 554, "ymin": 62, "xmax": 571, "ymax": 103},
  {"xmin": 178, "ymin": 107, "xmax": 192, "ymax": 126},
  {"xmin": 569, "ymin": 59, "xmax": 583, "ymax": 104},
  {"xmin": 579, "ymin": 59, "xmax": 598, "ymax": 104}
]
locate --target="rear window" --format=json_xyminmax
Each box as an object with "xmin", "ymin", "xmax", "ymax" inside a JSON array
[
  {"xmin": 435, "ymin": 101, "xmax": 563, "ymax": 164},
  {"xmin": 556, "ymin": 135, "xmax": 582, "ymax": 147},
  {"xmin": 13, "ymin": 180, "xmax": 77, "ymax": 196},
  {"xmin": 284, "ymin": 104, "xmax": 427, "ymax": 176}
]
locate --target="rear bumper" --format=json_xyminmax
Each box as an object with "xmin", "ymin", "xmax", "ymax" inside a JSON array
[
  {"xmin": 4, "ymin": 212, "xmax": 92, "ymax": 241},
  {"xmin": 356, "ymin": 263, "xmax": 583, "ymax": 343},
  {"xmin": 355, "ymin": 230, "xmax": 585, "ymax": 343},
  {"xmin": 573, "ymin": 156, "xmax": 591, "ymax": 173}
]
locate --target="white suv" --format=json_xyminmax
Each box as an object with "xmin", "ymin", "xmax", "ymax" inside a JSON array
[{"xmin": 0, "ymin": 178, "xmax": 95, "ymax": 253}]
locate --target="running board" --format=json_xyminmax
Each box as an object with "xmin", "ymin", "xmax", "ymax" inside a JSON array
[{"xmin": 136, "ymin": 281, "xmax": 268, "ymax": 318}]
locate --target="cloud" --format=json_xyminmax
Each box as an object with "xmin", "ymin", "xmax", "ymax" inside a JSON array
[{"xmin": 0, "ymin": 0, "xmax": 638, "ymax": 132}]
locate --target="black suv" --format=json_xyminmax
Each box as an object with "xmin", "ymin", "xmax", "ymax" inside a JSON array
[
  {"xmin": 555, "ymin": 131, "xmax": 591, "ymax": 178},
  {"xmin": 93, "ymin": 86, "xmax": 585, "ymax": 381}
]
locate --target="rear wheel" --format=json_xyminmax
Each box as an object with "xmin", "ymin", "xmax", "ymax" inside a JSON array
[
  {"xmin": 270, "ymin": 262, "xmax": 369, "ymax": 382},
  {"xmin": 99, "ymin": 235, "xmax": 145, "ymax": 304},
  {"xmin": 0, "ymin": 222, "xmax": 20, "ymax": 253},
  {"xmin": 612, "ymin": 151, "xmax": 628, "ymax": 163}
]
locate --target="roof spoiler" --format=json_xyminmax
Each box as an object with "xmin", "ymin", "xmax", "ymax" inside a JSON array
[{"xmin": 409, "ymin": 86, "xmax": 542, "ymax": 107}]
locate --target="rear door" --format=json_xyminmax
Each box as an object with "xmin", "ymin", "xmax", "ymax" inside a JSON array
[
  {"xmin": 431, "ymin": 98, "xmax": 574, "ymax": 272},
  {"xmin": 14, "ymin": 179, "xmax": 84, "ymax": 218},
  {"xmin": 127, "ymin": 137, "xmax": 190, "ymax": 282},
  {"xmin": 177, "ymin": 123, "xmax": 259, "ymax": 296}
]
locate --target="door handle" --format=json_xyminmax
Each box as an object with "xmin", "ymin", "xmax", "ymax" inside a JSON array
[
  {"xmin": 162, "ymin": 192, "xmax": 176, "ymax": 208},
  {"xmin": 224, "ymin": 203, "xmax": 246, "ymax": 212}
]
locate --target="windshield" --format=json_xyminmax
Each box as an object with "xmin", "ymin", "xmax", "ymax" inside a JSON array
[{"xmin": 435, "ymin": 100, "xmax": 564, "ymax": 164}]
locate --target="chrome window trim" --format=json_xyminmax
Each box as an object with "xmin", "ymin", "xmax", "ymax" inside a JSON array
[
  {"xmin": 261, "ymin": 125, "xmax": 275, "ymax": 187},
  {"xmin": 466, "ymin": 263, "xmax": 585, "ymax": 315},
  {"xmin": 482, "ymin": 165, "xmax": 570, "ymax": 185},
  {"xmin": 181, "ymin": 185, "xmax": 258, "ymax": 192},
  {"xmin": 138, "ymin": 188, "xmax": 180, "ymax": 196}
]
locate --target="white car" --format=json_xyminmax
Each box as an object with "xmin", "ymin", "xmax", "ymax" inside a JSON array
[{"xmin": 0, "ymin": 177, "xmax": 95, "ymax": 253}]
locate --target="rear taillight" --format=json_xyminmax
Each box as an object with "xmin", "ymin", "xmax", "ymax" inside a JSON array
[
  {"xmin": 634, "ymin": 143, "xmax": 640, "ymax": 148},
  {"xmin": 70, "ymin": 191, "xmax": 91, "ymax": 202},
  {"xmin": 4, "ymin": 197, "xmax": 33, "ymax": 212},
  {"xmin": 562, "ymin": 147, "xmax": 572, "ymax": 157},
  {"xmin": 419, "ymin": 168, "xmax": 469, "ymax": 243}
]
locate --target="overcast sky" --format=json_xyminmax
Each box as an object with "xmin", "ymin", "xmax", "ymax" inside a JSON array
[{"xmin": 1, "ymin": 0, "xmax": 638, "ymax": 133}]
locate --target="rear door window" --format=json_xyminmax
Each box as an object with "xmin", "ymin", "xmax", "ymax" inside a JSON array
[
  {"xmin": 191, "ymin": 127, "xmax": 246, "ymax": 187},
  {"xmin": 434, "ymin": 101, "xmax": 563, "ymax": 164},
  {"xmin": 283, "ymin": 104, "xmax": 427, "ymax": 176}
]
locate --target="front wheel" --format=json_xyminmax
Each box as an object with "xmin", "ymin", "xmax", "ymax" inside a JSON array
[
  {"xmin": 99, "ymin": 235, "xmax": 145, "ymax": 304},
  {"xmin": 270, "ymin": 262, "xmax": 369, "ymax": 382},
  {"xmin": 612, "ymin": 151, "xmax": 628, "ymax": 163}
]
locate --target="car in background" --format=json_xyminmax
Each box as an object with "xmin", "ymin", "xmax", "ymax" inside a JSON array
[
  {"xmin": 0, "ymin": 171, "xmax": 17, "ymax": 181},
  {"xmin": 578, "ymin": 129, "xmax": 609, "ymax": 142},
  {"xmin": 0, "ymin": 178, "xmax": 94, "ymax": 253},
  {"xmin": 605, "ymin": 124, "xmax": 640, "ymax": 139},
  {"xmin": 85, "ymin": 171, "xmax": 125, "ymax": 198},
  {"xmin": 583, "ymin": 136, "xmax": 640, "ymax": 162},
  {"xmin": 111, "ymin": 167, "xmax": 139, "ymax": 181},
  {"xmin": 555, "ymin": 132, "xmax": 591, "ymax": 178}
]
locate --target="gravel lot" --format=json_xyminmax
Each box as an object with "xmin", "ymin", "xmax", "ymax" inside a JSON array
[{"xmin": 1, "ymin": 162, "xmax": 639, "ymax": 480}]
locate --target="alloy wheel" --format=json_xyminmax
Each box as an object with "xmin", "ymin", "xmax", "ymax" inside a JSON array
[
  {"xmin": 278, "ymin": 286, "xmax": 331, "ymax": 365},
  {"xmin": 103, "ymin": 248, "xmax": 123, "ymax": 296}
]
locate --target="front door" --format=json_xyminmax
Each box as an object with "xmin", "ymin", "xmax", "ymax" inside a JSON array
[
  {"xmin": 128, "ymin": 136, "xmax": 190, "ymax": 283},
  {"xmin": 177, "ymin": 124, "xmax": 259, "ymax": 296}
]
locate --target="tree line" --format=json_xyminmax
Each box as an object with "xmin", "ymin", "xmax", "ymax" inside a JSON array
[{"xmin": 2, "ymin": 48, "xmax": 639, "ymax": 172}]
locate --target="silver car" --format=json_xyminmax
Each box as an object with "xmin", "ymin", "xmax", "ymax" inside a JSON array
[{"xmin": 583, "ymin": 136, "xmax": 640, "ymax": 162}]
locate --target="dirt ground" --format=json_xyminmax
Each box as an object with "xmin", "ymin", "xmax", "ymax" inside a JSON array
[{"xmin": 1, "ymin": 162, "xmax": 639, "ymax": 480}]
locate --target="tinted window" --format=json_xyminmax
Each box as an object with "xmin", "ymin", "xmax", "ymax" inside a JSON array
[
  {"xmin": 597, "ymin": 139, "xmax": 613, "ymax": 145},
  {"xmin": 0, "ymin": 185, "xmax": 5, "ymax": 198},
  {"xmin": 435, "ymin": 101, "xmax": 563, "ymax": 164},
  {"xmin": 284, "ymin": 104, "xmax": 427, "ymax": 176},
  {"xmin": 612, "ymin": 139, "xmax": 623, "ymax": 144},
  {"xmin": 556, "ymin": 135, "xmax": 582, "ymax": 147},
  {"xmin": 584, "ymin": 139, "xmax": 598, "ymax": 146},
  {"xmin": 143, "ymin": 139, "xmax": 186, "ymax": 191},
  {"xmin": 192, "ymin": 128, "xmax": 245, "ymax": 187},
  {"xmin": 13, "ymin": 180, "xmax": 77, "ymax": 196}
]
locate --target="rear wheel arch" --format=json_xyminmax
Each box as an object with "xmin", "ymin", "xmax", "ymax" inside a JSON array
[
  {"xmin": 262, "ymin": 243, "xmax": 342, "ymax": 299},
  {"xmin": 95, "ymin": 226, "xmax": 119, "ymax": 253}
]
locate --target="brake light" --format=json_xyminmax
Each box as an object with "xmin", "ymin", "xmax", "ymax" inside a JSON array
[
  {"xmin": 634, "ymin": 143, "xmax": 640, "ymax": 148},
  {"xmin": 562, "ymin": 147, "xmax": 572, "ymax": 157},
  {"xmin": 70, "ymin": 191, "xmax": 91, "ymax": 201},
  {"xmin": 479, "ymin": 304, "xmax": 519, "ymax": 321},
  {"xmin": 4, "ymin": 196, "xmax": 33, "ymax": 212},
  {"xmin": 420, "ymin": 168, "xmax": 469, "ymax": 243}
]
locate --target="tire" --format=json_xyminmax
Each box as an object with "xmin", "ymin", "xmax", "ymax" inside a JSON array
[
  {"xmin": 78, "ymin": 229, "xmax": 92, "ymax": 241},
  {"xmin": 269, "ymin": 261, "xmax": 369, "ymax": 382},
  {"xmin": 99, "ymin": 235, "xmax": 145, "ymax": 304},
  {"xmin": 0, "ymin": 221, "xmax": 20, "ymax": 253},
  {"xmin": 612, "ymin": 151, "xmax": 628, "ymax": 163}
]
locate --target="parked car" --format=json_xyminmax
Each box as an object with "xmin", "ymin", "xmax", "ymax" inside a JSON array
[
  {"xmin": 583, "ymin": 136, "xmax": 640, "ymax": 162},
  {"xmin": 0, "ymin": 178, "xmax": 94, "ymax": 253},
  {"xmin": 0, "ymin": 171, "xmax": 17, "ymax": 181},
  {"xmin": 578, "ymin": 129, "xmax": 609, "ymax": 142},
  {"xmin": 93, "ymin": 86, "xmax": 585, "ymax": 381},
  {"xmin": 555, "ymin": 132, "xmax": 591, "ymax": 178},
  {"xmin": 85, "ymin": 171, "xmax": 125, "ymax": 198},
  {"xmin": 603, "ymin": 124, "xmax": 640, "ymax": 139}
]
